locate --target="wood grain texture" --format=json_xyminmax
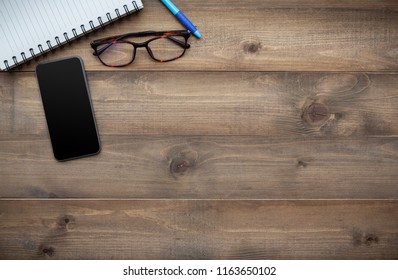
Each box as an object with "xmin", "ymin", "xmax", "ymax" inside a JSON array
[
  {"xmin": 1, "ymin": 136, "xmax": 397, "ymax": 199},
  {"xmin": 144, "ymin": 0, "xmax": 398, "ymax": 9},
  {"xmin": 1, "ymin": 0, "xmax": 398, "ymax": 260},
  {"xmin": 1, "ymin": 72, "xmax": 398, "ymax": 137},
  {"xmin": 0, "ymin": 200, "xmax": 397, "ymax": 259},
  {"xmin": 12, "ymin": 5, "xmax": 398, "ymax": 72}
]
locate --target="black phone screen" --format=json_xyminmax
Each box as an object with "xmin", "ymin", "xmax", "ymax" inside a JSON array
[{"xmin": 36, "ymin": 57, "xmax": 100, "ymax": 161}]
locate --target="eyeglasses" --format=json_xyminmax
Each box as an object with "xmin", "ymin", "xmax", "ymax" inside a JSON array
[{"xmin": 90, "ymin": 30, "xmax": 191, "ymax": 67}]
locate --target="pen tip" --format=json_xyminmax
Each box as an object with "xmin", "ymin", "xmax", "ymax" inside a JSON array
[{"xmin": 193, "ymin": 30, "xmax": 201, "ymax": 38}]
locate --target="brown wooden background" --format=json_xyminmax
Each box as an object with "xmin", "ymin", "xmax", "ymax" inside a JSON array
[{"xmin": 1, "ymin": 0, "xmax": 398, "ymax": 259}]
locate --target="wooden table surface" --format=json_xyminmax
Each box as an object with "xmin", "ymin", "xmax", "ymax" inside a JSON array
[{"xmin": 1, "ymin": 0, "xmax": 398, "ymax": 259}]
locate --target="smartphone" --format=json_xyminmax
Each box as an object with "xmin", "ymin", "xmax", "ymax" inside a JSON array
[{"xmin": 36, "ymin": 56, "xmax": 100, "ymax": 161}]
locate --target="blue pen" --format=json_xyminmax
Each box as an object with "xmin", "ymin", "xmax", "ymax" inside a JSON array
[{"xmin": 160, "ymin": 0, "xmax": 201, "ymax": 38}]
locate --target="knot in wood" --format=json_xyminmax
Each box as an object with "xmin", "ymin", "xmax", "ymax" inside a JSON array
[
  {"xmin": 353, "ymin": 229, "xmax": 379, "ymax": 247},
  {"xmin": 302, "ymin": 102, "xmax": 330, "ymax": 125},
  {"xmin": 243, "ymin": 41, "xmax": 262, "ymax": 54},
  {"xmin": 297, "ymin": 160, "xmax": 308, "ymax": 168},
  {"xmin": 171, "ymin": 159, "xmax": 190, "ymax": 174},
  {"xmin": 58, "ymin": 214, "xmax": 75, "ymax": 231},
  {"xmin": 169, "ymin": 149, "xmax": 198, "ymax": 178},
  {"xmin": 39, "ymin": 245, "xmax": 55, "ymax": 257},
  {"xmin": 364, "ymin": 234, "xmax": 379, "ymax": 246}
]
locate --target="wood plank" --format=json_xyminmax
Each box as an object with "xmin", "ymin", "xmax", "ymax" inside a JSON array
[
  {"xmin": 145, "ymin": 0, "xmax": 398, "ymax": 9},
  {"xmin": 9, "ymin": 6, "xmax": 398, "ymax": 72},
  {"xmin": 2, "ymin": 72, "xmax": 398, "ymax": 137},
  {"xmin": 0, "ymin": 136, "xmax": 397, "ymax": 199},
  {"xmin": 0, "ymin": 200, "xmax": 397, "ymax": 259}
]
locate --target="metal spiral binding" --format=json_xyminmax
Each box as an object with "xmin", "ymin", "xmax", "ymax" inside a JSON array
[
  {"xmin": 81, "ymin": 24, "xmax": 87, "ymax": 35},
  {"xmin": 21, "ymin": 52, "xmax": 27, "ymax": 62},
  {"xmin": 38, "ymin": 44, "xmax": 44, "ymax": 54},
  {"xmin": 132, "ymin": 1, "xmax": 138, "ymax": 11},
  {"xmin": 98, "ymin": 16, "xmax": 104, "ymax": 27},
  {"xmin": 55, "ymin": 36, "xmax": 61, "ymax": 46},
  {"xmin": 4, "ymin": 60, "xmax": 10, "ymax": 71},
  {"xmin": 47, "ymin": 40, "xmax": 53, "ymax": 50},
  {"xmin": 106, "ymin": 12, "xmax": 112, "ymax": 22},
  {"xmin": 124, "ymin": 4, "xmax": 129, "ymax": 13},
  {"xmin": 2, "ymin": 1, "xmax": 141, "ymax": 71},
  {"xmin": 115, "ymin": 8, "xmax": 121, "ymax": 19},
  {"xmin": 123, "ymin": 2, "xmax": 139, "ymax": 15},
  {"xmin": 72, "ymin": 28, "xmax": 78, "ymax": 38},
  {"xmin": 64, "ymin": 32, "xmax": 70, "ymax": 43}
]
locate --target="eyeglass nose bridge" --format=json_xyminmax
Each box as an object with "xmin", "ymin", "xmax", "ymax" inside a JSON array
[
  {"xmin": 130, "ymin": 42, "xmax": 154, "ymax": 61},
  {"xmin": 132, "ymin": 42, "xmax": 148, "ymax": 48}
]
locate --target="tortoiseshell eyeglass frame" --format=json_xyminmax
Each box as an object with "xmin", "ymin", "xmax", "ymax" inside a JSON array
[{"xmin": 90, "ymin": 30, "xmax": 191, "ymax": 67}]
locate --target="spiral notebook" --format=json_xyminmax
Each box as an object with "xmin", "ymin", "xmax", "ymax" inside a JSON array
[{"xmin": 0, "ymin": 0, "xmax": 144, "ymax": 71}]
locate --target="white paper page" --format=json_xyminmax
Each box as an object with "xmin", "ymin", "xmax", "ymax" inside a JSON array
[{"xmin": 0, "ymin": 0, "xmax": 143, "ymax": 70}]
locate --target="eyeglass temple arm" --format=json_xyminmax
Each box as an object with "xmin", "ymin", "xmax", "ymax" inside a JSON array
[
  {"xmin": 93, "ymin": 42, "xmax": 114, "ymax": 56},
  {"xmin": 91, "ymin": 30, "xmax": 189, "ymax": 47},
  {"xmin": 167, "ymin": 36, "xmax": 190, "ymax": 49},
  {"xmin": 92, "ymin": 30, "xmax": 189, "ymax": 43}
]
